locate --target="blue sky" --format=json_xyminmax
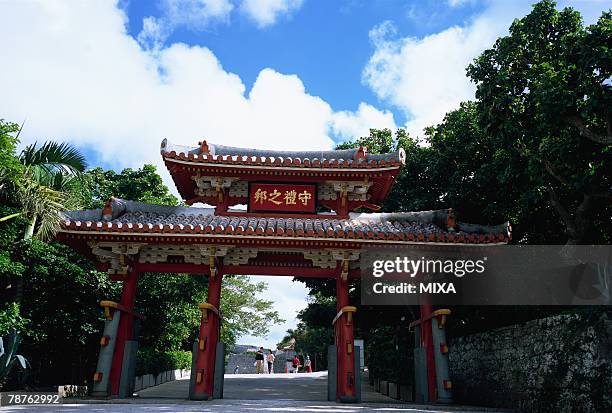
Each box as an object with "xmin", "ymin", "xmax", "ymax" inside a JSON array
[
  {"xmin": 121, "ymin": 0, "xmax": 483, "ymax": 127},
  {"xmin": 1, "ymin": 0, "xmax": 609, "ymax": 347}
]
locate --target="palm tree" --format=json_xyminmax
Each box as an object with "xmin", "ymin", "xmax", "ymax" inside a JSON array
[
  {"xmin": 0, "ymin": 134, "xmax": 86, "ymax": 389},
  {"xmin": 1, "ymin": 139, "xmax": 87, "ymax": 307},
  {"xmin": 1, "ymin": 140, "xmax": 87, "ymax": 240}
]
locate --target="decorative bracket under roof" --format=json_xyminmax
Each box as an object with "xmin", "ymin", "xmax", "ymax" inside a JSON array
[
  {"xmin": 138, "ymin": 244, "xmax": 231, "ymax": 265},
  {"xmin": 303, "ymin": 249, "xmax": 360, "ymax": 279},
  {"xmin": 224, "ymin": 248, "xmax": 259, "ymax": 266},
  {"xmin": 89, "ymin": 242, "xmax": 147, "ymax": 275},
  {"xmin": 330, "ymin": 180, "xmax": 372, "ymax": 203},
  {"xmin": 191, "ymin": 174, "xmax": 240, "ymax": 202}
]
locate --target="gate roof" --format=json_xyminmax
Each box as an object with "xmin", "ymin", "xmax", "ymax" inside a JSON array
[
  {"xmin": 60, "ymin": 198, "xmax": 510, "ymax": 245},
  {"xmin": 160, "ymin": 139, "xmax": 405, "ymax": 207}
]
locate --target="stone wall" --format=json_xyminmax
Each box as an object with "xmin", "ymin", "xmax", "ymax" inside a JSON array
[
  {"xmin": 133, "ymin": 369, "xmax": 190, "ymax": 392},
  {"xmin": 448, "ymin": 312, "xmax": 612, "ymax": 412}
]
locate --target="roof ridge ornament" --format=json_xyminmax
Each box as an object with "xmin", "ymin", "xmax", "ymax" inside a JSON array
[
  {"xmin": 198, "ymin": 140, "xmax": 210, "ymax": 155},
  {"xmin": 354, "ymin": 145, "xmax": 367, "ymax": 161},
  {"xmin": 102, "ymin": 197, "xmax": 127, "ymax": 222}
]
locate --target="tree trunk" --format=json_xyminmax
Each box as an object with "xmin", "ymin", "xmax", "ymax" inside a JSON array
[
  {"xmin": 23, "ymin": 215, "xmax": 36, "ymax": 240},
  {"xmin": 14, "ymin": 216, "xmax": 36, "ymax": 305},
  {"xmin": 547, "ymin": 188, "xmax": 594, "ymax": 246}
]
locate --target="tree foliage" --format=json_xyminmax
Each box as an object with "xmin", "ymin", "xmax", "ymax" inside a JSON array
[
  {"xmin": 220, "ymin": 275, "xmax": 284, "ymax": 347},
  {"xmin": 277, "ymin": 293, "xmax": 335, "ymax": 370},
  {"xmin": 291, "ymin": 0, "xmax": 612, "ymax": 385},
  {"xmin": 1, "ymin": 134, "xmax": 87, "ymax": 241},
  {"xmin": 467, "ymin": 0, "xmax": 611, "ymax": 244},
  {"xmin": 83, "ymin": 165, "xmax": 178, "ymax": 208},
  {"xmin": 84, "ymin": 166, "xmax": 283, "ymax": 354},
  {"xmin": 0, "ymin": 150, "xmax": 284, "ymax": 388},
  {"xmin": 0, "ymin": 120, "xmax": 23, "ymax": 191}
]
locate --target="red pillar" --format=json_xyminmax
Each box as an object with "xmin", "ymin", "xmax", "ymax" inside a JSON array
[
  {"xmin": 419, "ymin": 302, "xmax": 437, "ymax": 402},
  {"xmin": 193, "ymin": 272, "xmax": 223, "ymax": 399},
  {"xmin": 335, "ymin": 274, "xmax": 356, "ymax": 402},
  {"xmin": 109, "ymin": 270, "xmax": 139, "ymax": 396}
]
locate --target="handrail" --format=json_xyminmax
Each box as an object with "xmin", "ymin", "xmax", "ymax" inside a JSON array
[
  {"xmin": 332, "ymin": 305, "xmax": 357, "ymax": 326},
  {"xmin": 409, "ymin": 309, "xmax": 451, "ymax": 329},
  {"xmin": 198, "ymin": 302, "xmax": 222, "ymax": 322},
  {"xmin": 100, "ymin": 300, "xmax": 146, "ymax": 321}
]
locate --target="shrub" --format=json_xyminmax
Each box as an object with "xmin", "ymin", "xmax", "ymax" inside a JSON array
[{"xmin": 135, "ymin": 347, "xmax": 191, "ymax": 376}]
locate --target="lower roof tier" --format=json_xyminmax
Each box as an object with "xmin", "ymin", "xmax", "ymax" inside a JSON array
[{"xmin": 59, "ymin": 198, "xmax": 511, "ymax": 245}]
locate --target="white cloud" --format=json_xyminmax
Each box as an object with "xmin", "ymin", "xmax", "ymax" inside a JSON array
[
  {"xmin": 363, "ymin": 0, "xmax": 606, "ymax": 139},
  {"xmin": 363, "ymin": 15, "xmax": 501, "ymax": 140},
  {"xmin": 138, "ymin": 16, "xmax": 169, "ymax": 51},
  {"xmin": 0, "ymin": 0, "xmax": 391, "ymax": 178},
  {"xmin": 331, "ymin": 102, "xmax": 396, "ymax": 141},
  {"xmin": 0, "ymin": 0, "xmax": 391, "ymax": 345},
  {"xmin": 137, "ymin": 0, "xmax": 305, "ymax": 49},
  {"xmin": 446, "ymin": 0, "xmax": 476, "ymax": 7},
  {"xmin": 138, "ymin": 0, "xmax": 234, "ymax": 49},
  {"xmin": 161, "ymin": 0, "xmax": 234, "ymax": 28},
  {"xmin": 240, "ymin": 0, "xmax": 304, "ymax": 28}
]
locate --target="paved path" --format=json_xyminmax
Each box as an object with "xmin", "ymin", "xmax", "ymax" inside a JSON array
[
  {"xmin": 136, "ymin": 371, "xmax": 396, "ymax": 402},
  {"xmin": 138, "ymin": 371, "xmax": 330, "ymax": 400},
  {"xmin": 1, "ymin": 399, "xmax": 498, "ymax": 413},
  {"xmin": 0, "ymin": 373, "xmax": 502, "ymax": 412}
]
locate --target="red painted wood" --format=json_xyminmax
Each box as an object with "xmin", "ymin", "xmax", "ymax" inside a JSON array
[
  {"xmin": 335, "ymin": 273, "xmax": 356, "ymax": 401},
  {"xmin": 60, "ymin": 232, "xmax": 382, "ymax": 251},
  {"xmin": 164, "ymin": 159, "xmax": 400, "ymax": 207},
  {"xmin": 376, "ymin": 174, "xmax": 398, "ymax": 204},
  {"xmin": 133, "ymin": 262, "xmax": 361, "ymax": 278},
  {"xmin": 217, "ymin": 211, "xmax": 349, "ymax": 219},
  {"xmin": 420, "ymin": 301, "xmax": 437, "ymax": 402},
  {"xmin": 166, "ymin": 163, "xmax": 397, "ymax": 181},
  {"xmin": 109, "ymin": 270, "xmax": 139, "ymax": 396},
  {"xmin": 193, "ymin": 268, "xmax": 223, "ymax": 399},
  {"xmin": 249, "ymin": 183, "xmax": 316, "ymax": 213}
]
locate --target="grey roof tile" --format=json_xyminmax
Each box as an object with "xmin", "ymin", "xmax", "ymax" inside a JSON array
[{"xmin": 61, "ymin": 199, "xmax": 511, "ymax": 244}]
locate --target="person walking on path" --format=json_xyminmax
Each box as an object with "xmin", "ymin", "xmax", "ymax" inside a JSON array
[
  {"xmin": 304, "ymin": 355, "xmax": 312, "ymax": 373},
  {"xmin": 292, "ymin": 355, "xmax": 301, "ymax": 373},
  {"xmin": 267, "ymin": 350, "xmax": 275, "ymax": 374},
  {"xmin": 255, "ymin": 347, "xmax": 265, "ymax": 374}
]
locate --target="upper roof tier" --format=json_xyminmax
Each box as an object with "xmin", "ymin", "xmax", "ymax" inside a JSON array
[
  {"xmin": 161, "ymin": 139, "xmax": 406, "ymax": 210},
  {"xmin": 160, "ymin": 139, "xmax": 406, "ymax": 168}
]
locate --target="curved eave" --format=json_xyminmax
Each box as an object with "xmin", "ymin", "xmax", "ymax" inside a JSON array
[
  {"xmin": 162, "ymin": 152, "xmax": 404, "ymax": 171},
  {"xmin": 57, "ymin": 227, "xmax": 509, "ymax": 246}
]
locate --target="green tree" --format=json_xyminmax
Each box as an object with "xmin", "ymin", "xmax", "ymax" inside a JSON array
[
  {"xmin": 0, "ymin": 120, "xmax": 23, "ymax": 192},
  {"xmin": 336, "ymin": 127, "xmax": 438, "ymax": 213},
  {"xmin": 220, "ymin": 276, "xmax": 284, "ymax": 347},
  {"xmin": 83, "ymin": 165, "xmax": 178, "ymax": 208},
  {"xmin": 423, "ymin": 102, "xmax": 566, "ymax": 243},
  {"xmin": 15, "ymin": 240, "xmax": 119, "ymax": 385},
  {"xmin": 84, "ymin": 166, "xmax": 283, "ymax": 353},
  {"xmin": 277, "ymin": 293, "xmax": 335, "ymax": 370},
  {"xmin": 467, "ymin": 0, "xmax": 612, "ymax": 244},
  {"xmin": 2, "ymin": 137, "xmax": 87, "ymax": 241},
  {"xmin": 0, "ymin": 122, "xmax": 88, "ymax": 388}
]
